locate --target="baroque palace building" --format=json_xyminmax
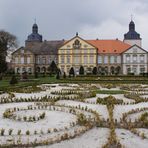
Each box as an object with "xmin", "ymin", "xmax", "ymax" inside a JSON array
[{"xmin": 11, "ymin": 19, "xmax": 148, "ymax": 75}]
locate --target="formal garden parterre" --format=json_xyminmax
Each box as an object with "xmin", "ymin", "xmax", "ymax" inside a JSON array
[{"xmin": 0, "ymin": 83, "xmax": 148, "ymax": 148}]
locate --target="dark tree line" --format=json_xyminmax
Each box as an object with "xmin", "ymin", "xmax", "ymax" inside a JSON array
[{"xmin": 0, "ymin": 30, "xmax": 17, "ymax": 78}]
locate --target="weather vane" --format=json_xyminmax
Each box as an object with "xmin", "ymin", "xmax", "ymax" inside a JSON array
[
  {"xmin": 131, "ymin": 14, "xmax": 133, "ymax": 21},
  {"xmin": 34, "ymin": 18, "xmax": 36, "ymax": 24}
]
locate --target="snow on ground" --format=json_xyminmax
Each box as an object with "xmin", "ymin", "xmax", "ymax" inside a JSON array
[
  {"xmin": 85, "ymin": 94, "xmax": 135, "ymax": 104},
  {"xmin": 114, "ymin": 102, "xmax": 148, "ymax": 121},
  {"xmin": 0, "ymin": 83, "xmax": 148, "ymax": 147},
  {"xmin": 14, "ymin": 91, "xmax": 78, "ymax": 100},
  {"xmin": 126, "ymin": 111, "xmax": 148, "ymax": 122},
  {"xmin": 13, "ymin": 91, "xmax": 50, "ymax": 99},
  {"xmin": 136, "ymin": 128, "xmax": 148, "ymax": 138},
  {"xmin": 140, "ymin": 95, "xmax": 148, "ymax": 99},
  {"xmin": 0, "ymin": 93, "xmax": 9, "ymax": 99},
  {"xmin": 85, "ymin": 97, "xmax": 98, "ymax": 103},
  {"xmin": 100, "ymin": 86, "xmax": 121, "ymax": 91},
  {"xmin": 56, "ymin": 100, "xmax": 109, "ymax": 120},
  {"xmin": 13, "ymin": 84, "xmax": 79, "ymax": 100},
  {"xmin": 0, "ymin": 125, "xmax": 84, "ymax": 145},
  {"xmin": 0, "ymin": 103, "xmax": 76, "ymax": 135},
  {"xmin": 37, "ymin": 128, "xmax": 109, "ymax": 148},
  {"xmin": 116, "ymin": 129, "xmax": 148, "ymax": 148}
]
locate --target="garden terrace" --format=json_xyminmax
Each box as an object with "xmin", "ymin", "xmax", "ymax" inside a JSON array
[{"xmin": 0, "ymin": 83, "xmax": 147, "ymax": 147}]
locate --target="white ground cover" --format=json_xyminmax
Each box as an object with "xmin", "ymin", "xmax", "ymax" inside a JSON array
[
  {"xmin": 0, "ymin": 93, "xmax": 9, "ymax": 99},
  {"xmin": 0, "ymin": 125, "xmax": 85, "ymax": 146},
  {"xmin": 37, "ymin": 128, "xmax": 109, "ymax": 148},
  {"xmin": 136, "ymin": 128, "xmax": 148, "ymax": 138},
  {"xmin": 85, "ymin": 94, "xmax": 135, "ymax": 104},
  {"xmin": 140, "ymin": 95, "xmax": 148, "ymax": 99},
  {"xmin": 116, "ymin": 129, "xmax": 148, "ymax": 148},
  {"xmin": 0, "ymin": 83, "xmax": 148, "ymax": 147},
  {"xmin": 100, "ymin": 86, "xmax": 121, "ymax": 91},
  {"xmin": 12, "ymin": 84, "xmax": 77, "ymax": 99},
  {"xmin": 56, "ymin": 100, "xmax": 109, "ymax": 120},
  {"xmin": 0, "ymin": 103, "xmax": 77, "ymax": 135},
  {"xmin": 126, "ymin": 111, "xmax": 148, "ymax": 122},
  {"xmin": 13, "ymin": 91, "xmax": 51, "ymax": 99},
  {"xmin": 114, "ymin": 102, "xmax": 148, "ymax": 121}
]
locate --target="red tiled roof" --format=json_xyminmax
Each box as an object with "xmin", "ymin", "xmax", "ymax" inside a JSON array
[{"xmin": 87, "ymin": 39, "xmax": 131, "ymax": 54}]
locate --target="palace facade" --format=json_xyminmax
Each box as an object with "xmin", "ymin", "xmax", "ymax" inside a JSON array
[{"xmin": 11, "ymin": 20, "xmax": 148, "ymax": 75}]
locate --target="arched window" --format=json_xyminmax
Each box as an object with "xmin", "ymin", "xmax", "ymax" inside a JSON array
[
  {"xmin": 42, "ymin": 67, "xmax": 46, "ymax": 73},
  {"xmin": 110, "ymin": 66, "xmax": 115, "ymax": 75},
  {"xmin": 36, "ymin": 67, "xmax": 40, "ymax": 73},
  {"xmin": 16, "ymin": 68, "xmax": 20, "ymax": 74}
]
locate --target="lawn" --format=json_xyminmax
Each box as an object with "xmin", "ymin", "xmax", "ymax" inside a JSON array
[
  {"xmin": 94, "ymin": 90, "xmax": 126, "ymax": 94},
  {"xmin": 0, "ymin": 76, "xmax": 57, "ymax": 91},
  {"xmin": 0, "ymin": 75, "xmax": 148, "ymax": 91}
]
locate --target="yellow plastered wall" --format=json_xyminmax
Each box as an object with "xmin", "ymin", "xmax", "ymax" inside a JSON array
[{"xmin": 58, "ymin": 36, "xmax": 97, "ymax": 72}]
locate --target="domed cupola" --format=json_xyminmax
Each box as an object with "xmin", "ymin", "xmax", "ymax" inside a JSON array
[
  {"xmin": 124, "ymin": 19, "xmax": 142, "ymax": 47},
  {"xmin": 124, "ymin": 20, "xmax": 141, "ymax": 40},
  {"xmin": 26, "ymin": 23, "xmax": 42, "ymax": 43},
  {"xmin": 32, "ymin": 23, "xmax": 38, "ymax": 34},
  {"xmin": 129, "ymin": 20, "xmax": 135, "ymax": 31}
]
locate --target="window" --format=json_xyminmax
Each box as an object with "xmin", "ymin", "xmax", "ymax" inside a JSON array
[
  {"xmin": 140, "ymin": 66, "xmax": 145, "ymax": 73},
  {"xmin": 61, "ymin": 66, "xmax": 65, "ymax": 73},
  {"xmin": 110, "ymin": 56, "xmax": 114, "ymax": 64},
  {"xmin": 126, "ymin": 66, "xmax": 131, "ymax": 73},
  {"xmin": 27, "ymin": 57, "xmax": 30, "ymax": 64},
  {"xmin": 67, "ymin": 50, "xmax": 71, "ymax": 54},
  {"xmin": 126, "ymin": 55, "xmax": 130, "ymax": 63},
  {"xmin": 133, "ymin": 55, "xmax": 137, "ymax": 63},
  {"xmin": 98, "ymin": 56, "xmax": 102, "ymax": 64},
  {"xmin": 28, "ymin": 67, "xmax": 32, "ymax": 73},
  {"xmin": 36, "ymin": 57, "xmax": 40, "ymax": 64},
  {"xmin": 67, "ymin": 56, "xmax": 70, "ymax": 63},
  {"xmin": 21, "ymin": 57, "xmax": 24, "ymax": 64},
  {"xmin": 48, "ymin": 57, "xmax": 51, "ymax": 64},
  {"xmin": 66, "ymin": 66, "xmax": 70, "ymax": 73},
  {"xmin": 104, "ymin": 56, "xmax": 108, "ymax": 64},
  {"xmin": 74, "ymin": 56, "xmax": 80, "ymax": 64},
  {"xmin": 83, "ymin": 49, "xmax": 88, "ymax": 54},
  {"xmin": 16, "ymin": 67, "xmax": 20, "ymax": 74},
  {"xmin": 15, "ymin": 57, "xmax": 18, "ymax": 64},
  {"xmin": 114, "ymin": 56, "xmax": 117, "ymax": 63},
  {"xmin": 61, "ymin": 56, "xmax": 65, "ymax": 64},
  {"xmin": 84, "ymin": 56, "xmax": 88, "ymax": 64},
  {"xmin": 140, "ymin": 55, "xmax": 144, "ymax": 63},
  {"xmin": 117, "ymin": 56, "xmax": 121, "ymax": 64},
  {"xmin": 90, "ymin": 56, "xmax": 94, "ymax": 64},
  {"xmin": 132, "ymin": 65, "xmax": 137, "ymax": 74},
  {"xmin": 42, "ymin": 57, "xmax": 46, "ymax": 64},
  {"xmin": 22, "ymin": 67, "xmax": 26, "ymax": 72},
  {"xmin": 89, "ymin": 49, "xmax": 94, "ymax": 54}
]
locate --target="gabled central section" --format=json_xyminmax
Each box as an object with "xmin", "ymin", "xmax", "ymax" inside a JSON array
[{"xmin": 58, "ymin": 35, "xmax": 97, "ymax": 75}]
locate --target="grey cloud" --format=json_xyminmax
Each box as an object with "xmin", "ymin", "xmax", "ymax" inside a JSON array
[{"xmin": 0, "ymin": 0, "xmax": 148, "ymax": 49}]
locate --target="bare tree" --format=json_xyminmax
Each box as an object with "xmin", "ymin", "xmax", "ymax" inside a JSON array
[{"xmin": 0, "ymin": 30, "xmax": 18, "ymax": 76}]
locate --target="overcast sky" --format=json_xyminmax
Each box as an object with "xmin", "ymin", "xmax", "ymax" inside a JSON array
[{"xmin": 0, "ymin": 0, "xmax": 148, "ymax": 49}]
